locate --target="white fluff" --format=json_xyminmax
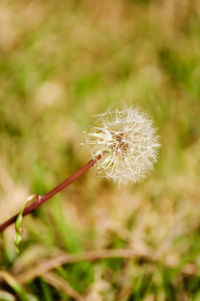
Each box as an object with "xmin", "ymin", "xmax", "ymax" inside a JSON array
[{"xmin": 83, "ymin": 106, "xmax": 160, "ymax": 184}]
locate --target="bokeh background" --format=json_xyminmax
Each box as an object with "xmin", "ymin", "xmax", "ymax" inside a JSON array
[{"xmin": 0, "ymin": 0, "xmax": 200, "ymax": 300}]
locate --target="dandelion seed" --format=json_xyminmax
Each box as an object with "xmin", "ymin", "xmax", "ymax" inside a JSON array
[{"xmin": 83, "ymin": 106, "xmax": 160, "ymax": 184}]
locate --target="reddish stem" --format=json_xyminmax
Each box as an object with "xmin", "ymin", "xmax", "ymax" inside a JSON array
[{"xmin": 0, "ymin": 154, "xmax": 102, "ymax": 232}]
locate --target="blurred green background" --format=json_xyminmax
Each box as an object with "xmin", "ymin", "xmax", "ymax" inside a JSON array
[{"xmin": 0, "ymin": 0, "xmax": 200, "ymax": 300}]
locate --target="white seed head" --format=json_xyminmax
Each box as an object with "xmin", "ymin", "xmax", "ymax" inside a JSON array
[{"xmin": 83, "ymin": 106, "xmax": 160, "ymax": 184}]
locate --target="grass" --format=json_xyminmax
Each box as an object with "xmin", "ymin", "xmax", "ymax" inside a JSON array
[{"xmin": 0, "ymin": 0, "xmax": 200, "ymax": 300}]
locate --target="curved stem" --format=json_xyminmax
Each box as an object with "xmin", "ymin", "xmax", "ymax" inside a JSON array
[{"xmin": 0, "ymin": 154, "xmax": 102, "ymax": 232}]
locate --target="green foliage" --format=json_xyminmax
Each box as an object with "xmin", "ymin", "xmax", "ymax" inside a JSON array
[
  {"xmin": 39, "ymin": 278, "xmax": 54, "ymax": 301},
  {"xmin": 14, "ymin": 208, "xmax": 24, "ymax": 254},
  {"xmin": 58, "ymin": 262, "xmax": 94, "ymax": 293}
]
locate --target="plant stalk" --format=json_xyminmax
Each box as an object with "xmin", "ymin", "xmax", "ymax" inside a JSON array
[{"xmin": 0, "ymin": 154, "xmax": 102, "ymax": 232}]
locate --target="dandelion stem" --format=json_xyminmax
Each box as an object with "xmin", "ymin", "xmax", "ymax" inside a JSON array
[{"xmin": 0, "ymin": 154, "xmax": 102, "ymax": 232}]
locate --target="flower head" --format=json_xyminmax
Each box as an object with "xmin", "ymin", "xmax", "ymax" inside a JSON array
[{"xmin": 83, "ymin": 106, "xmax": 160, "ymax": 184}]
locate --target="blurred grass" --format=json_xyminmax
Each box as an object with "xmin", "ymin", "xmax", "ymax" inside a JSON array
[{"xmin": 0, "ymin": 0, "xmax": 200, "ymax": 300}]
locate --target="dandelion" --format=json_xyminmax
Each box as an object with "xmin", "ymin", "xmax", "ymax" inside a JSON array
[
  {"xmin": 83, "ymin": 106, "xmax": 160, "ymax": 184},
  {"xmin": 0, "ymin": 105, "xmax": 160, "ymax": 232}
]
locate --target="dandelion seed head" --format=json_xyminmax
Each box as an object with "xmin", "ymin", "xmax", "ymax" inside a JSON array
[{"xmin": 83, "ymin": 106, "xmax": 160, "ymax": 184}]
